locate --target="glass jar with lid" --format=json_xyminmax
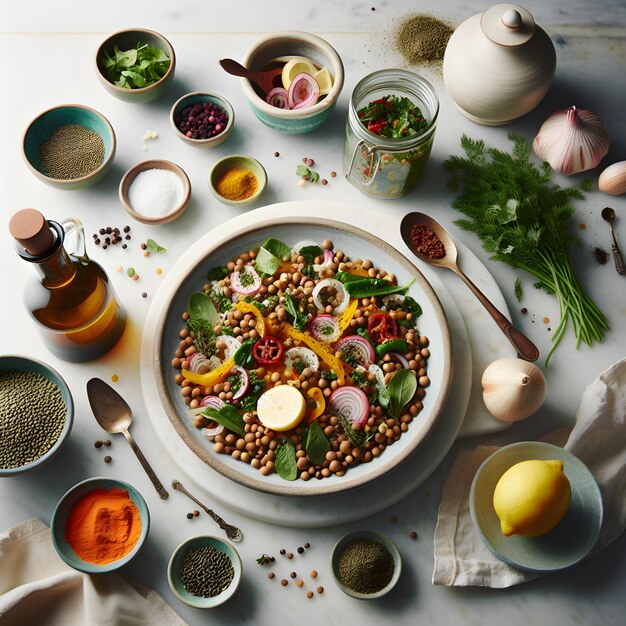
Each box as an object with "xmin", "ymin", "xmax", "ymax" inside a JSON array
[{"xmin": 344, "ymin": 69, "xmax": 439, "ymax": 199}]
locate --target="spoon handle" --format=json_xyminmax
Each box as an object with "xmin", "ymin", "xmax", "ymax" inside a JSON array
[
  {"xmin": 219, "ymin": 59, "xmax": 251, "ymax": 77},
  {"xmin": 453, "ymin": 267, "xmax": 540, "ymax": 362},
  {"xmin": 123, "ymin": 430, "xmax": 169, "ymax": 500},
  {"xmin": 609, "ymin": 227, "xmax": 626, "ymax": 275}
]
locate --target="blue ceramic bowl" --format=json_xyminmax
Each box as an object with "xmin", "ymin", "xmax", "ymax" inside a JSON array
[
  {"xmin": 22, "ymin": 104, "xmax": 116, "ymax": 189},
  {"xmin": 470, "ymin": 441, "xmax": 603, "ymax": 573},
  {"xmin": 51, "ymin": 477, "xmax": 150, "ymax": 574},
  {"xmin": 0, "ymin": 355, "xmax": 74, "ymax": 476},
  {"xmin": 167, "ymin": 535, "xmax": 242, "ymax": 608},
  {"xmin": 240, "ymin": 31, "xmax": 344, "ymax": 134}
]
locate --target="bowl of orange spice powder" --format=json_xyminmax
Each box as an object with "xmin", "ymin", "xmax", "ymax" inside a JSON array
[
  {"xmin": 51, "ymin": 477, "xmax": 150, "ymax": 574},
  {"xmin": 209, "ymin": 154, "xmax": 267, "ymax": 206}
]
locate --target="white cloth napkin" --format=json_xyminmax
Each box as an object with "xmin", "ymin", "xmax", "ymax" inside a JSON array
[
  {"xmin": 0, "ymin": 518, "xmax": 188, "ymax": 626},
  {"xmin": 433, "ymin": 357, "xmax": 626, "ymax": 588}
]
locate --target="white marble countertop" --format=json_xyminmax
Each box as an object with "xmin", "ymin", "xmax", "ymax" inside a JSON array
[{"xmin": 1, "ymin": 1, "xmax": 626, "ymax": 625}]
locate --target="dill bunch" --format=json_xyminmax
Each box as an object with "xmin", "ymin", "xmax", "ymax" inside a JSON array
[{"xmin": 444, "ymin": 133, "xmax": 608, "ymax": 365}]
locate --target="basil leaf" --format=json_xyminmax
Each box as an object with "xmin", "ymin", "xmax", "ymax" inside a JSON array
[
  {"xmin": 275, "ymin": 439, "xmax": 298, "ymax": 481},
  {"xmin": 146, "ymin": 238, "xmax": 167, "ymax": 253},
  {"xmin": 188, "ymin": 292, "xmax": 218, "ymax": 326},
  {"xmin": 309, "ymin": 170, "xmax": 320, "ymax": 184},
  {"xmin": 296, "ymin": 164, "xmax": 310, "ymax": 178},
  {"xmin": 403, "ymin": 296, "xmax": 422, "ymax": 318},
  {"xmin": 305, "ymin": 420, "xmax": 331, "ymax": 466},
  {"xmin": 207, "ymin": 265, "xmax": 229, "ymax": 281},
  {"xmin": 203, "ymin": 405, "xmax": 245, "ymax": 438},
  {"xmin": 233, "ymin": 338, "xmax": 255, "ymax": 368},
  {"xmin": 254, "ymin": 246, "xmax": 281, "ymax": 276},
  {"xmin": 387, "ymin": 369, "xmax": 417, "ymax": 419},
  {"xmin": 345, "ymin": 278, "xmax": 415, "ymax": 299},
  {"xmin": 299, "ymin": 245, "xmax": 323, "ymax": 264},
  {"xmin": 260, "ymin": 237, "xmax": 291, "ymax": 262}
]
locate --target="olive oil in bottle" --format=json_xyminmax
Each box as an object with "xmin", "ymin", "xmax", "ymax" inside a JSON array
[{"xmin": 9, "ymin": 209, "xmax": 126, "ymax": 362}]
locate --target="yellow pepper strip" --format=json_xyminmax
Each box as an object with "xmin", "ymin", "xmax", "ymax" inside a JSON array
[
  {"xmin": 182, "ymin": 358, "xmax": 235, "ymax": 386},
  {"xmin": 349, "ymin": 267, "xmax": 369, "ymax": 277},
  {"xmin": 307, "ymin": 387, "xmax": 326, "ymax": 423},
  {"xmin": 280, "ymin": 321, "xmax": 345, "ymax": 384},
  {"xmin": 234, "ymin": 301, "xmax": 266, "ymax": 337},
  {"xmin": 337, "ymin": 299, "xmax": 358, "ymax": 334}
]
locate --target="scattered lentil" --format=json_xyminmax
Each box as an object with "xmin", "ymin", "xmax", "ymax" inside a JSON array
[
  {"xmin": 330, "ymin": 171, "xmax": 337, "ymax": 178},
  {"xmin": 193, "ymin": 510, "xmax": 200, "ymax": 517},
  {"xmin": 132, "ymin": 274, "xmax": 140, "ymax": 282},
  {"xmin": 321, "ymin": 179, "xmax": 328, "ymax": 185},
  {"xmin": 395, "ymin": 14, "xmax": 453, "ymax": 66},
  {"xmin": 337, "ymin": 538, "xmax": 394, "ymax": 594},
  {"xmin": 316, "ymin": 586, "xmax": 324, "ymax": 594},
  {"xmin": 180, "ymin": 546, "xmax": 234, "ymax": 597},
  {"xmin": 310, "ymin": 570, "xmax": 318, "ymax": 579},
  {"xmin": 306, "ymin": 591, "xmax": 314, "ymax": 599},
  {"xmin": 287, "ymin": 552, "xmax": 294, "ymax": 559},
  {"xmin": 281, "ymin": 579, "xmax": 288, "ymax": 587}
]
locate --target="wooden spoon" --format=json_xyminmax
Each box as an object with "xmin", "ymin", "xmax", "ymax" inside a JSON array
[
  {"xmin": 219, "ymin": 58, "xmax": 283, "ymax": 96},
  {"xmin": 400, "ymin": 212, "xmax": 539, "ymax": 362}
]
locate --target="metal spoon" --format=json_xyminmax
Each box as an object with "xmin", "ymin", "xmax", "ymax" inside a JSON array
[
  {"xmin": 601, "ymin": 207, "xmax": 625, "ymax": 275},
  {"xmin": 172, "ymin": 480, "xmax": 243, "ymax": 542},
  {"xmin": 400, "ymin": 212, "xmax": 540, "ymax": 362},
  {"xmin": 219, "ymin": 58, "xmax": 283, "ymax": 96},
  {"xmin": 86, "ymin": 378, "xmax": 169, "ymax": 500}
]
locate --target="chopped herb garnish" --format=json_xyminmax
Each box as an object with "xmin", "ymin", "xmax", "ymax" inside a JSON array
[
  {"xmin": 207, "ymin": 265, "xmax": 229, "ymax": 281},
  {"xmin": 514, "ymin": 277, "xmax": 523, "ymax": 302}
]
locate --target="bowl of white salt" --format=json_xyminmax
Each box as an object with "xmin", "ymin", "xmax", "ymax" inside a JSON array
[{"xmin": 119, "ymin": 159, "xmax": 191, "ymax": 224}]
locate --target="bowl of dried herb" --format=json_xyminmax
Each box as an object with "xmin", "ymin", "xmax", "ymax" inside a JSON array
[{"xmin": 22, "ymin": 104, "xmax": 116, "ymax": 190}]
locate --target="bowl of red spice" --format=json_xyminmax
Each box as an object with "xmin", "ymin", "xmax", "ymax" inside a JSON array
[
  {"xmin": 209, "ymin": 155, "xmax": 267, "ymax": 206},
  {"xmin": 51, "ymin": 477, "xmax": 150, "ymax": 574},
  {"xmin": 170, "ymin": 92, "xmax": 234, "ymax": 148}
]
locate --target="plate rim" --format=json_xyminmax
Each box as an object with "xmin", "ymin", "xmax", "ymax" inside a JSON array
[{"xmin": 153, "ymin": 215, "xmax": 453, "ymax": 497}]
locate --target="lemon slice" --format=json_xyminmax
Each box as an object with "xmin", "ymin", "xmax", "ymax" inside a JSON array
[
  {"xmin": 257, "ymin": 385, "xmax": 306, "ymax": 432},
  {"xmin": 313, "ymin": 67, "xmax": 333, "ymax": 96},
  {"xmin": 282, "ymin": 57, "xmax": 318, "ymax": 90}
]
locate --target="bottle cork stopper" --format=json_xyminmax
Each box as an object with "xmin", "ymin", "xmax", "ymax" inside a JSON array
[{"xmin": 9, "ymin": 209, "xmax": 55, "ymax": 256}]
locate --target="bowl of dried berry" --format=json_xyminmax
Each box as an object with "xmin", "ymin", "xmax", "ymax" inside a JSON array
[
  {"xmin": 167, "ymin": 535, "xmax": 242, "ymax": 608},
  {"xmin": 170, "ymin": 92, "xmax": 235, "ymax": 148},
  {"xmin": 22, "ymin": 104, "xmax": 116, "ymax": 190},
  {"xmin": 0, "ymin": 355, "xmax": 74, "ymax": 476}
]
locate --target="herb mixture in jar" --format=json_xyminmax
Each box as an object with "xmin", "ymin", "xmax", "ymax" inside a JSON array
[
  {"xmin": 171, "ymin": 237, "xmax": 431, "ymax": 482},
  {"xmin": 358, "ymin": 95, "xmax": 428, "ymax": 139}
]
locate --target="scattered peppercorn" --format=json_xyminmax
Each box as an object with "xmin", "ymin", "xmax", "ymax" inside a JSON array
[
  {"xmin": 296, "ymin": 579, "xmax": 304, "ymax": 587},
  {"xmin": 103, "ymin": 440, "xmax": 111, "ymax": 447},
  {"xmin": 186, "ymin": 512, "xmax": 194, "ymax": 519},
  {"xmin": 304, "ymin": 543, "xmax": 311, "ymax": 549},
  {"xmin": 306, "ymin": 591, "xmax": 314, "ymax": 599},
  {"xmin": 104, "ymin": 455, "xmax": 112, "ymax": 463},
  {"xmin": 410, "ymin": 531, "xmax": 418, "ymax": 540},
  {"xmin": 287, "ymin": 552, "xmax": 294, "ymax": 559},
  {"xmin": 306, "ymin": 158, "xmax": 315, "ymax": 167},
  {"xmin": 274, "ymin": 152, "xmax": 280, "ymax": 157},
  {"xmin": 290, "ymin": 571, "xmax": 297, "ymax": 579},
  {"xmin": 193, "ymin": 510, "xmax": 200, "ymax": 517},
  {"xmin": 330, "ymin": 171, "xmax": 337, "ymax": 178},
  {"xmin": 280, "ymin": 548, "xmax": 286, "ymax": 555},
  {"xmin": 297, "ymin": 547, "xmax": 304, "ymax": 554},
  {"xmin": 99, "ymin": 228, "xmax": 105, "ymax": 235},
  {"xmin": 390, "ymin": 515, "xmax": 398, "ymax": 524},
  {"xmin": 140, "ymin": 243, "xmax": 147, "ymax": 250},
  {"xmin": 521, "ymin": 307, "xmax": 528, "ymax": 314},
  {"xmin": 316, "ymin": 586, "xmax": 324, "ymax": 594},
  {"xmin": 321, "ymin": 179, "xmax": 328, "ymax": 185},
  {"xmin": 268, "ymin": 572, "xmax": 275, "ymax": 580},
  {"xmin": 310, "ymin": 570, "xmax": 318, "ymax": 579},
  {"xmin": 123, "ymin": 225, "xmax": 130, "ymax": 233},
  {"xmin": 122, "ymin": 244, "xmax": 127, "ymax": 249},
  {"xmin": 94, "ymin": 440, "xmax": 102, "ymax": 448},
  {"xmin": 281, "ymin": 579, "xmax": 288, "ymax": 587}
]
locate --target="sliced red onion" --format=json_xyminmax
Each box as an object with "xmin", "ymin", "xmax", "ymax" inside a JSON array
[
  {"xmin": 199, "ymin": 395, "xmax": 225, "ymax": 409},
  {"xmin": 288, "ymin": 72, "xmax": 320, "ymax": 109},
  {"xmin": 188, "ymin": 353, "xmax": 222, "ymax": 373},
  {"xmin": 230, "ymin": 264, "xmax": 261, "ymax": 296},
  {"xmin": 217, "ymin": 335, "xmax": 241, "ymax": 360},
  {"xmin": 266, "ymin": 87, "xmax": 289, "ymax": 109},
  {"xmin": 313, "ymin": 248, "xmax": 335, "ymax": 272},
  {"xmin": 308, "ymin": 314, "xmax": 341, "ymax": 342},
  {"xmin": 389, "ymin": 351, "xmax": 410, "ymax": 368},
  {"xmin": 291, "ymin": 240, "xmax": 319, "ymax": 256},
  {"xmin": 230, "ymin": 365, "xmax": 250, "ymax": 401},
  {"xmin": 203, "ymin": 424, "xmax": 225, "ymax": 439},
  {"xmin": 336, "ymin": 335, "xmax": 375, "ymax": 369},
  {"xmin": 284, "ymin": 347, "xmax": 319, "ymax": 371},
  {"xmin": 312, "ymin": 278, "xmax": 349, "ymax": 315},
  {"xmin": 329, "ymin": 386, "xmax": 369, "ymax": 426}
]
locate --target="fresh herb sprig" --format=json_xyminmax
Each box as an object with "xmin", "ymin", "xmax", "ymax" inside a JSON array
[{"xmin": 444, "ymin": 134, "xmax": 608, "ymax": 365}]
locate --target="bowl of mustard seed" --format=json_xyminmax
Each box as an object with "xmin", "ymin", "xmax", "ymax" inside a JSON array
[{"xmin": 22, "ymin": 104, "xmax": 116, "ymax": 190}]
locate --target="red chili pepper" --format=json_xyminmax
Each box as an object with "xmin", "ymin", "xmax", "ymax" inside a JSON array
[
  {"xmin": 252, "ymin": 336, "xmax": 284, "ymax": 365},
  {"xmin": 367, "ymin": 118, "xmax": 388, "ymax": 135},
  {"xmin": 371, "ymin": 98, "xmax": 391, "ymax": 105},
  {"xmin": 367, "ymin": 313, "xmax": 398, "ymax": 343}
]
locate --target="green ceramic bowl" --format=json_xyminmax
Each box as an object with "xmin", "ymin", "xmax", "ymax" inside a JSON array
[
  {"xmin": 470, "ymin": 441, "xmax": 603, "ymax": 573},
  {"xmin": 51, "ymin": 477, "xmax": 150, "ymax": 574},
  {"xmin": 95, "ymin": 28, "xmax": 175, "ymax": 103},
  {"xmin": 0, "ymin": 355, "xmax": 74, "ymax": 476},
  {"xmin": 167, "ymin": 535, "xmax": 242, "ymax": 608},
  {"xmin": 209, "ymin": 155, "xmax": 267, "ymax": 206},
  {"xmin": 331, "ymin": 530, "xmax": 402, "ymax": 599},
  {"xmin": 22, "ymin": 104, "xmax": 116, "ymax": 189}
]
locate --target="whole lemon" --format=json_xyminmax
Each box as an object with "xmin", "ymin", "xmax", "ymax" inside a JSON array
[{"xmin": 493, "ymin": 459, "xmax": 571, "ymax": 537}]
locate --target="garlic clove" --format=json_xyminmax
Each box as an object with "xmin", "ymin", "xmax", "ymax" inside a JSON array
[
  {"xmin": 533, "ymin": 106, "xmax": 610, "ymax": 175},
  {"xmin": 481, "ymin": 358, "xmax": 547, "ymax": 423},
  {"xmin": 599, "ymin": 161, "xmax": 626, "ymax": 196}
]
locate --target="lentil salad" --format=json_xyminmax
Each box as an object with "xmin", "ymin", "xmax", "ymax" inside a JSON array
[{"xmin": 171, "ymin": 237, "xmax": 431, "ymax": 482}]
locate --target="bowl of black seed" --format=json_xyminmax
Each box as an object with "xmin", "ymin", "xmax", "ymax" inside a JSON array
[
  {"xmin": 167, "ymin": 535, "xmax": 242, "ymax": 608},
  {"xmin": 0, "ymin": 355, "xmax": 74, "ymax": 476},
  {"xmin": 331, "ymin": 530, "xmax": 401, "ymax": 599},
  {"xmin": 22, "ymin": 104, "xmax": 116, "ymax": 190}
]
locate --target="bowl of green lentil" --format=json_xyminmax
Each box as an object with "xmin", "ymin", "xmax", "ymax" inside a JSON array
[
  {"xmin": 167, "ymin": 535, "xmax": 242, "ymax": 608},
  {"xmin": 22, "ymin": 104, "xmax": 116, "ymax": 190},
  {"xmin": 0, "ymin": 355, "xmax": 74, "ymax": 476}
]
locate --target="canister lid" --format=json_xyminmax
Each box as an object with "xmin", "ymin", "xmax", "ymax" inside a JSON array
[
  {"xmin": 9, "ymin": 208, "xmax": 54, "ymax": 256},
  {"xmin": 481, "ymin": 3, "xmax": 535, "ymax": 47}
]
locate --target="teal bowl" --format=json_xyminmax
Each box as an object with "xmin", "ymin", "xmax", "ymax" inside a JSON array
[
  {"xmin": 241, "ymin": 31, "xmax": 344, "ymax": 134},
  {"xmin": 0, "ymin": 355, "xmax": 74, "ymax": 476},
  {"xmin": 22, "ymin": 104, "xmax": 116, "ymax": 189},
  {"xmin": 51, "ymin": 477, "xmax": 150, "ymax": 574},
  {"xmin": 167, "ymin": 535, "xmax": 242, "ymax": 608},
  {"xmin": 95, "ymin": 28, "xmax": 176, "ymax": 103},
  {"xmin": 470, "ymin": 441, "xmax": 603, "ymax": 573}
]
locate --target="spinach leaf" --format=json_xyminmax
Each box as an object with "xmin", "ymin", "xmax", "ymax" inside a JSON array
[
  {"xmin": 203, "ymin": 404, "xmax": 245, "ymax": 437},
  {"xmin": 299, "ymin": 245, "xmax": 323, "ymax": 264},
  {"xmin": 261, "ymin": 237, "xmax": 291, "ymax": 261},
  {"xmin": 254, "ymin": 246, "xmax": 281, "ymax": 276},
  {"xmin": 284, "ymin": 293, "xmax": 308, "ymax": 331},
  {"xmin": 387, "ymin": 369, "xmax": 417, "ymax": 419},
  {"xmin": 305, "ymin": 420, "xmax": 331, "ymax": 466},
  {"xmin": 207, "ymin": 265, "xmax": 229, "ymax": 281},
  {"xmin": 375, "ymin": 339, "xmax": 409, "ymax": 359},
  {"xmin": 188, "ymin": 292, "xmax": 219, "ymax": 325},
  {"xmin": 233, "ymin": 338, "xmax": 255, "ymax": 368},
  {"xmin": 403, "ymin": 296, "xmax": 423, "ymax": 318},
  {"xmin": 345, "ymin": 278, "xmax": 414, "ymax": 299},
  {"xmin": 146, "ymin": 238, "xmax": 167, "ymax": 253},
  {"xmin": 334, "ymin": 271, "xmax": 365, "ymax": 284},
  {"xmin": 275, "ymin": 439, "xmax": 298, "ymax": 481}
]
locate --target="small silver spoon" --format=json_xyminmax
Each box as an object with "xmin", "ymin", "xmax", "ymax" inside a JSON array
[
  {"xmin": 86, "ymin": 378, "xmax": 169, "ymax": 500},
  {"xmin": 601, "ymin": 207, "xmax": 625, "ymax": 275},
  {"xmin": 172, "ymin": 480, "xmax": 243, "ymax": 542}
]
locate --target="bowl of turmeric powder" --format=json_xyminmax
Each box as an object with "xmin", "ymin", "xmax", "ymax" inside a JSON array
[
  {"xmin": 209, "ymin": 155, "xmax": 267, "ymax": 206},
  {"xmin": 51, "ymin": 477, "xmax": 150, "ymax": 574}
]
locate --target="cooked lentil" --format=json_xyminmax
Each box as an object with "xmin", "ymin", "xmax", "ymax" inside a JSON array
[
  {"xmin": 337, "ymin": 538, "xmax": 394, "ymax": 594},
  {"xmin": 180, "ymin": 546, "xmax": 234, "ymax": 597},
  {"xmin": 0, "ymin": 370, "xmax": 66, "ymax": 469}
]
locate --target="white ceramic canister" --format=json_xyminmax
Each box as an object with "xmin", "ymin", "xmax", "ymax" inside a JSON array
[{"xmin": 443, "ymin": 3, "xmax": 556, "ymax": 126}]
